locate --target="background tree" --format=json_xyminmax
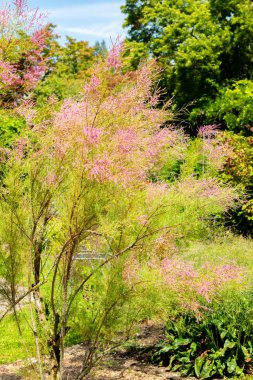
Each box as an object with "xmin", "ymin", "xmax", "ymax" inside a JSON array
[
  {"xmin": 93, "ymin": 40, "xmax": 108, "ymax": 58},
  {"xmin": 35, "ymin": 35, "xmax": 95, "ymax": 104},
  {"xmin": 121, "ymin": 0, "xmax": 253, "ymax": 132}
]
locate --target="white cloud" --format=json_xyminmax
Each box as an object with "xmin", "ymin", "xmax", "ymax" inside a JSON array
[
  {"xmin": 58, "ymin": 21, "xmax": 124, "ymax": 38},
  {"xmin": 42, "ymin": 2, "xmax": 124, "ymax": 22},
  {"xmin": 41, "ymin": 1, "xmax": 125, "ymax": 44}
]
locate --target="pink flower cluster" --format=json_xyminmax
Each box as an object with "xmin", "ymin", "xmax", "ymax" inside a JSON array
[
  {"xmin": 114, "ymin": 129, "xmax": 137, "ymax": 154},
  {"xmin": 84, "ymin": 75, "xmax": 101, "ymax": 94},
  {"xmin": 49, "ymin": 54, "xmax": 180, "ymax": 188},
  {"xmin": 198, "ymin": 125, "xmax": 232, "ymax": 171},
  {"xmin": 0, "ymin": 61, "xmax": 20, "ymax": 87},
  {"xmin": 122, "ymin": 254, "xmax": 141, "ymax": 284},
  {"xmin": 89, "ymin": 156, "xmax": 111, "ymax": 182},
  {"xmin": 107, "ymin": 37, "xmax": 124, "ymax": 70},
  {"xmin": 177, "ymin": 178, "xmax": 235, "ymax": 209},
  {"xmin": 160, "ymin": 256, "xmax": 242, "ymax": 310},
  {"xmin": 83, "ymin": 127, "xmax": 102, "ymax": 145},
  {"xmin": 198, "ymin": 125, "xmax": 220, "ymax": 138},
  {"xmin": 15, "ymin": 137, "xmax": 28, "ymax": 159},
  {"xmin": 15, "ymin": 99, "xmax": 37, "ymax": 125}
]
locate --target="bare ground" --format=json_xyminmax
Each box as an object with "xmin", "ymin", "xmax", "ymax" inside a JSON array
[{"xmin": 0, "ymin": 322, "xmax": 194, "ymax": 380}]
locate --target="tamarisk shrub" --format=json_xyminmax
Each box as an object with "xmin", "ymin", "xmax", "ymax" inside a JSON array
[{"xmin": 0, "ymin": 43, "xmax": 237, "ymax": 380}]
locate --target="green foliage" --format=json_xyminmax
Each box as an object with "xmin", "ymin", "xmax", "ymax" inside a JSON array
[
  {"xmin": 35, "ymin": 75, "xmax": 84, "ymax": 105},
  {"xmin": 65, "ymin": 259, "xmax": 167, "ymax": 351},
  {"xmin": 0, "ymin": 309, "xmax": 35, "ymax": 364},
  {"xmin": 0, "ymin": 110, "xmax": 25, "ymax": 147},
  {"xmin": 152, "ymin": 291, "xmax": 253, "ymax": 378},
  {"xmin": 122, "ymin": 40, "xmax": 149, "ymax": 71},
  {"xmin": 202, "ymin": 80, "xmax": 253, "ymax": 134},
  {"xmin": 35, "ymin": 35, "xmax": 94, "ymax": 104},
  {"xmin": 122, "ymin": 0, "xmax": 253, "ymax": 130},
  {"xmin": 218, "ymin": 132, "xmax": 253, "ymax": 235},
  {"xmin": 52, "ymin": 36, "xmax": 94, "ymax": 78},
  {"xmin": 93, "ymin": 40, "xmax": 108, "ymax": 58},
  {"xmin": 183, "ymin": 234, "xmax": 253, "ymax": 270}
]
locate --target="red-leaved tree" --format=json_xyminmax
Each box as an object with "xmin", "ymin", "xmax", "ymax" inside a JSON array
[{"xmin": 0, "ymin": 0, "xmax": 50, "ymax": 105}]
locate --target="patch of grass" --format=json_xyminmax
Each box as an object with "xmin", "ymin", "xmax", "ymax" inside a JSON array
[
  {"xmin": 0, "ymin": 308, "xmax": 35, "ymax": 364},
  {"xmin": 183, "ymin": 234, "xmax": 253, "ymax": 269}
]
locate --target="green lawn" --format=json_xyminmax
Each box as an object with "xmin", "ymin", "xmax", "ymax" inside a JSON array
[{"xmin": 0, "ymin": 308, "xmax": 35, "ymax": 364}]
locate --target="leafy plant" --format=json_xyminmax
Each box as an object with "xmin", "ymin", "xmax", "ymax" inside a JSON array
[
  {"xmin": 152, "ymin": 291, "xmax": 253, "ymax": 378},
  {"xmin": 0, "ymin": 110, "xmax": 25, "ymax": 147},
  {"xmin": 203, "ymin": 80, "xmax": 253, "ymax": 134}
]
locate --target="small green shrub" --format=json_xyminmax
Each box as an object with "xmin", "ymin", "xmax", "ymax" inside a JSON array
[
  {"xmin": 152, "ymin": 291, "xmax": 253, "ymax": 378},
  {"xmin": 205, "ymin": 80, "xmax": 253, "ymax": 134}
]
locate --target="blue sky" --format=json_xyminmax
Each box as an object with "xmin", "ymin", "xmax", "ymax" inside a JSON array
[{"xmin": 29, "ymin": 0, "xmax": 126, "ymax": 46}]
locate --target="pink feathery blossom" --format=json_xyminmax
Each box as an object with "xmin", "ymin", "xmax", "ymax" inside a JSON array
[
  {"xmin": 122, "ymin": 255, "xmax": 140, "ymax": 284},
  {"xmin": 147, "ymin": 182, "xmax": 168, "ymax": 200},
  {"xmin": 15, "ymin": 137, "xmax": 28, "ymax": 159},
  {"xmin": 46, "ymin": 172, "xmax": 58, "ymax": 186},
  {"xmin": 197, "ymin": 281, "xmax": 213, "ymax": 303},
  {"xmin": 0, "ymin": 61, "xmax": 20, "ymax": 87},
  {"xmin": 146, "ymin": 128, "xmax": 176, "ymax": 162},
  {"xmin": 83, "ymin": 127, "xmax": 102, "ymax": 145},
  {"xmin": 159, "ymin": 256, "xmax": 243, "ymax": 309},
  {"xmin": 89, "ymin": 156, "xmax": 111, "ymax": 182},
  {"xmin": 84, "ymin": 75, "xmax": 101, "ymax": 93},
  {"xmin": 215, "ymin": 264, "xmax": 240, "ymax": 282},
  {"xmin": 54, "ymin": 99, "xmax": 86, "ymax": 128},
  {"xmin": 198, "ymin": 125, "xmax": 220, "ymax": 138},
  {"xmin": 15, "ymin": 100, "xmax": 37, "ymax": 125},
  {"xmin": 0, "ymin": 0, "xmax": 49, "ymax": 100},
  {"xmin": 114, "ymin": 129, "xmax": 137, "ymax": 154},
  {"xmin": 149, "ymin": 92, "xmax": 160, "ymax": 107},
  {"xmin": 30, "ymin": 28, "xmax": 48, "ymax": 48},
  {"xmin": 107, "ymin": 38, "xmax": 123, "ymax": 69}
]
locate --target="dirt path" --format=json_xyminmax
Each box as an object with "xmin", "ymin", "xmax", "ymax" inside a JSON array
[
  {"xmin": 0, "ymin": 348, "xmax": 186, "ymax": 380},
  {"xmin": 0, "ymin": 323, "xmax": 193, "ymax": 380},
  {"xmin": 0, "ymin": 280, "xmax": 29, "ymax": 318}
]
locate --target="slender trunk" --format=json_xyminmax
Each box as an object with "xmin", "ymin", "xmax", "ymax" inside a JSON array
[
  {"xmin": 47, "ymin": 312, "xmax": 61, "ymax": 379},
  {"xmin": 28, "ymin": 235, "xmax": 45, "ymax": 379},
  {"xmin": 76, "ymin": 353, "xmax": 94, "ymax": 380},
  {"xmin": 30, "ymin": 235, "xmax": 48, "ymax": 378},
  {"xmin": 29, "ymin": 293, "xmax": 45, "ymax": 379},
  {"xmin": 59, "ymin": 246, "xmax": 75, "ymax": 378},
  {"xmin": 33, "ymin": 237, "xmax": 46, "ymax": 322}
]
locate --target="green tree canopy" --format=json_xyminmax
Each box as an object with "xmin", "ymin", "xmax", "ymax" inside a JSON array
[
  {"xmin": 35, "ymin": 35, "xmax": 95, "ymax": 103},
  {"xmin": 122, "ymin": 0, "xmax": 253, "ymax": 131}
]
